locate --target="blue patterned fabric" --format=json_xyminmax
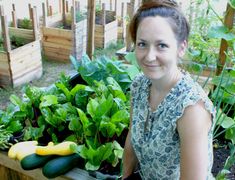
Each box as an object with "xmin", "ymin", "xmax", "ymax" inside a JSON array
[{"xmin": 130, "ymin": 72, "xmax": 216, "ymax": 180}]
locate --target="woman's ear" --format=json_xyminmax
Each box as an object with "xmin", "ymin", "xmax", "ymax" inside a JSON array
[{"xmin": 178, "ymin": 40, "xmax": 188, "ymax": 58}]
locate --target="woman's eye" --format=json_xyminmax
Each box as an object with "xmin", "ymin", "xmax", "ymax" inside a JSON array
[
  {"xmin": 137, "ymin": 42, "xmax": 146, "ymax": 48},
  {"xmin": 158, "ymin": 43, "xmax": 168, "ymax": 49}
]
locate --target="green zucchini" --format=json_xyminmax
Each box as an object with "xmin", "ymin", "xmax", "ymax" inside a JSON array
[
  {"xmin": 20, "ymin": 153, "xmax": 55, "ymax": 170},
  {"xmin": 42, "ymin": 153, "xmax": 84, "ymax": 178}
]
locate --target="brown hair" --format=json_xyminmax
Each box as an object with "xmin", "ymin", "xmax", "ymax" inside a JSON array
[{"xmin": 129, "ymin": 0, "xmax": 190, "ymax": 44}]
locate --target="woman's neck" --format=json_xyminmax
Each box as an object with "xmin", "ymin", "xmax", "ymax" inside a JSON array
[{"xmin": 151, "ymin": 68, "xmax": 182, "ymax": 93}]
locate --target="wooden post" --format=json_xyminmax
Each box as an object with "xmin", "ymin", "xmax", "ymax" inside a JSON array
[
  {"xmin": 31, "ymin": 7, "xmax": 38, "ymax": 40},
  {"xmin": 28, "ymin": 4, "xmax": 32, "ymax": 20},
  {"xmin": 121, "ymin": 2, "xmax": 125, "ymax": 19},
  {"xmin": 62, "ymin": 0, "xmax": 66, "ymax": 25},
  {"xmin": 110, "ymin": 0, "xmax": 113, "ymax": 11},
  {"xmin": 46, "ymin": 0, "xmax": 49, "ymax": 16},
  {"xmin": 0, "ymin": 5, "xmax": 4, "ymax": 15},
  {"xmin": 126, "ymin": 2, "xmax": 134, "ymax": 51},
  {"xmin": 49, "ymin": 5, "xmax": 53, "ymax": 16},
  {"xmin": 11, "ymin": 4, "xmax": 17, "ymax": 27},
  {"xmin": 75, "ymin": 1, "xmax": 80, "ymax": 12},
  {"xmin": 101, "ymin": 3, "xmax": 106, "ymax": 25},
  {"xmin": 87, "ymin": 0, "xmax": 96, "ymax": 60},
  {"xmin": 42, "ymin": 2, "xmax": 47, "ymax": 26},
  {"xmin": 71, "ymin": 5, "xmax": 77, "ymax": 59},
  {"xmin": 1, "ymin": 15, "xmax": 11, "ymax": 52},
  {"xmin": 66, "ymin": 1, "xmax": 69, "ymax": 13},
  {"xmin": 216, "ymin": 3, "xmax": 235, "ymax": 75},
  {"xmin": 115, "ymin": 0, "xmax": 118, "ymax": 14},
  {"xmin": 59, "ymin": 0, "xmax": 62, "ymax": 13}
]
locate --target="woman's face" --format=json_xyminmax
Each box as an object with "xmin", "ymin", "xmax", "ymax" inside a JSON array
[{"xmin": 135, "ymin": 16, "xmax": 186, "ymax": 80}]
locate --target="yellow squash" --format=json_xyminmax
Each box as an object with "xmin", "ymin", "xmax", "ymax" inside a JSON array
[
  {"xmin": 8, "ymin": 141, "xmax": 38, "ymax": 160},
  {"xmin": 36, "ymin": 141, "xmax": 76, "ymax": 156}
]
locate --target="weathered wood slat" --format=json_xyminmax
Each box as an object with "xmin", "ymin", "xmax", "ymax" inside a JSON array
[
  {"xmin": 43, "ymin": 35, "xmax": 72, "ymax": 46},
  {"xmin": 10, "ymin": 54, "xmax": 42, "ymax": 74},
  {"xmin": 9, "ymin": 40, "xmax": 41, "ymax": 62},
  {"xmin": 9, "ymin": 27, "xmax": 34, "ymax": 41},
  {"xmin": 42, "ymin": 27, "xmax": 72, "ymax": 38},
  {"xmin": 43, "ymin": 41, "xmax": 72, "ymax": 51},
  {"xmin": 43, "ymin": 47, "xmax": 72, "ymax": 57}
]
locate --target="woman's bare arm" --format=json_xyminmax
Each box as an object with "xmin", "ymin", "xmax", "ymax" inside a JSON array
[
  {"xmin": 122, "ymin": 107, "xmax": 139, "ymax": 179},
  {"xmin": 177, "ymin": 101, "xmax": 212, "ymax": 180}
]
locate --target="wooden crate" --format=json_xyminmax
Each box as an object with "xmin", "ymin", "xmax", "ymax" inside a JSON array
[
  {"xmin": 0, "ymin": 40, "xmax": 42, "ymax": 88},
  {"xmin": 41, "ymin": 1, "xmax": 87, "ymax": 62},
  {"xmin": 0, "ymin": 151, "xmax": 96, "ymax": 180},
  {"xmin": 95, "ymin": 6, "xmax": 118, "ymax": 48},
  {"xmin": 0, "ymin": 7, "xmax": 43, "ymax": 88}
]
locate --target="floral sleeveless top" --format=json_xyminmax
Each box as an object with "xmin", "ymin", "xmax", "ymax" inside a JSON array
[{"xmin": 130, "ymin": 72, "xmax": 216, "ymax": 180}]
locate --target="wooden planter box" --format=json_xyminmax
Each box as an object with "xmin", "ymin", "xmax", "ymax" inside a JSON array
[
  {"xmin": 0, "ymin": 8, "xmax": 43, "ymax": 88},
  {"xmin": 0, "ymin": 151, "xmax": 96, "ymax": 180},
  {"xmin": 0, "ymin": 40, "xmax": 42, "ymax": 88},
  {"xmin": 95, "ymin": 9, "xmax": 118, "ymax": 48},
  {"xmin": 41, "ymin": 2, "xmax": 87, "ymax": 62}
]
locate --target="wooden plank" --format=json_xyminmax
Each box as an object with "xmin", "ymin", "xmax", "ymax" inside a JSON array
[
  {"xmin": 10, "ymin": 49, "xmax": 41, "ymax": 68},
  {"xmin": 104, "ymin": 19, "xmax": 117, "ymax": 31},
  {"xmin": 11, "ymin": 60, "xmax": 42, "ymax": 79},
  {"xmin": 9, "ymin": 40, "xmax": 40, "ymax": 59},
  {"xmin": 9, "ymin": 27, "xmax": 34, "ymax": 41},
  {"xmin": 42, "ymin": 27, "xmax": 72, "ymax": 38},
  {"xmin": 95, "ymin": 26, "xmax": 104, "ymax": 34},
  {"xmin": 43, "ymin": 36, "xmax": 72, "ymax": 46},
  {"xmin": 0, "ymin": 51, "xmax": 8, "ymax": 61},
  {"xmin": 43, "ymin": 46, "xmax": 72, "ymax": 56},
  {"xmin": 42, "ymin": 41, "xmax": 72, "ymax": 51},
  {"xmin": 87, "ymin": 0, "xmax": 96, "ymax": 59}
]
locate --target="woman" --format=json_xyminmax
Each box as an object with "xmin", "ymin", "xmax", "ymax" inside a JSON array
[{"xmin": 122, "ymin": 0, "xmax": 215, "ymax": 179}]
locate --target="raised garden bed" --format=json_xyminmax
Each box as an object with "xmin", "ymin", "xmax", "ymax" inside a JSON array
[
  {"xmin": 41, "ymin": 1, "xmax": 87, "ymax": 62},
  {"xmin": 0, "ymin": 7, "xmax": 42, "ymax": 88},
  {"xmin": 95, "ymin": 3, "xmax": 118, "ymax": 48}
]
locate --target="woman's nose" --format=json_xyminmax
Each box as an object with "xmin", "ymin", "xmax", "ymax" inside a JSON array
[{"xmin": 146, "ymin": 47, "xmax": 156, "ymax": 62}]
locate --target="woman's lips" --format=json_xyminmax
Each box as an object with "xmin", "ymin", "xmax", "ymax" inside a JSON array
[{"xmin": 143, "ymin": 63, "xmax": 161, "ymax": 68}]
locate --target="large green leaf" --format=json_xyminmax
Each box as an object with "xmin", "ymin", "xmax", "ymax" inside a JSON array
[
  {"xmin": 207, "ymin": 26, "xmax": 235, "ymax": 41},
  {"xmin": 225, "ymin": 127, "xmax": 235, "ymax": 144},
  {"xmin": 87, "ymin": 99, "xmax": 99, "ymax": 118},
  {"xmin": 40, "ymin": 95, "xmax": 58, "ymax": 108},
  {"xmin": 95, "ymin": 94, "xmax": 113, "ymax": 118}
]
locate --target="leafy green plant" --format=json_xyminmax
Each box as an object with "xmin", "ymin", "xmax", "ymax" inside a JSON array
[
  {"xmin": 70, "ymin": 54, "xmax": 132, "ymax": 92},
  {"xmin": 0, "ymin": 55, "xmax": 136, "ymax": 174},
  {"xmin": 18, "ymin": 18, "xmax": 32, "ymax": 29},
  {"xmin": 10, "ymin": 35, "xmax": 28, "ymax": 48}
]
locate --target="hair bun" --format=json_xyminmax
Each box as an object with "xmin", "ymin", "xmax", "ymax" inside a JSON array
[{"xmin": 142, "ymin": 0, "xmax": 179, "ymax": 8}]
